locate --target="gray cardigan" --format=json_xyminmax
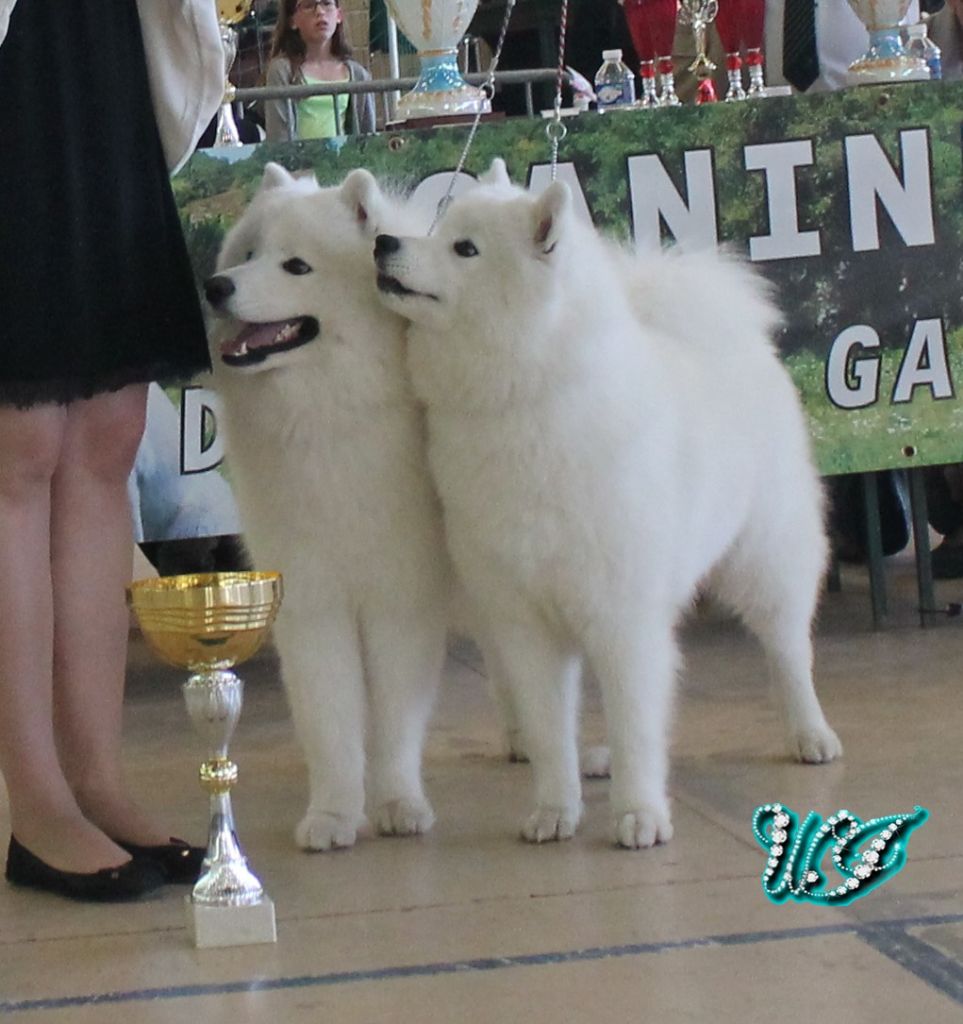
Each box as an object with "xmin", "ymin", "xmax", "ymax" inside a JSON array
[{"xmin": 264, "ymin": 56, "xmax": 376, "ymax": 140}]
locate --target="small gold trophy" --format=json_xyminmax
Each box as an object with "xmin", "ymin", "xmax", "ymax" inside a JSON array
[{"xmin": 128, "ymin": 571, "xmax": 283, "ymax": 948}]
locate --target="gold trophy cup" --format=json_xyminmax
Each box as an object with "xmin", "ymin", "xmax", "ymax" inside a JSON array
[{"xmin": 128, "ymin": 571, "xmax": 283, "ymax": 948}]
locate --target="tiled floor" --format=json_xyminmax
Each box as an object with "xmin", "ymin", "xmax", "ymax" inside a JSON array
[{"xmin": 2, "ymin": 554, "xmax": 962, "ymax": 1022}]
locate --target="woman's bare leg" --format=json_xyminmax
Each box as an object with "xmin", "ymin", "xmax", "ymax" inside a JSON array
[
  {"xmin": 50, "ymin": 385, "xmax": 172, "ymax": 848},
  {"xmin": 0, "ymin": 402, "xmax": 130, "ymax": 872}
]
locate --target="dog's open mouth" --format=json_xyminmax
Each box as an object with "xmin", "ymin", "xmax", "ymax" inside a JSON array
[
  {"xmin": 220, "ymin": 316, "xmax": 320, "ymax": 367},
  {"xmin": 376, "ymin": 273, "xmax": 438, "ymax": 302}
]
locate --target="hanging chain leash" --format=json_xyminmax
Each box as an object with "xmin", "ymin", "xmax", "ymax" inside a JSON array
[
  {"xmin": 429, "ymin": 0, "xmax": 518, "ymax": 233},
  {"xmin": 546, "ymin": 0, "xmax": 569, "ymax": 181}
]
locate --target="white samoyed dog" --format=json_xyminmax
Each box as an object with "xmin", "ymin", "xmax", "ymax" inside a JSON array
[
  {"xmin": 374, "ymin": 160, "xmax": 843, "ymax": 849},
  {"xmin": 204, "ymin": 163, "xmax": 450, "ymax": 850}
]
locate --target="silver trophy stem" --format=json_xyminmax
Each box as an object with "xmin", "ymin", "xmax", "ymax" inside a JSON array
[
  {"xmin": 183, "ymin": 669, "xmax": 276, "ymax": 946},
  {"xmin": 658, "ymin": 69, "xmax": 682, "ymax": 106},
  {"xmin": 214, "ymin": 20, "xmax": 243, "ymax": 148},
  {"xmin": 638, "ymin": 63, "xmax": 660, "ymax": 108},
  {"xmin": 640, "ymin": 77, "xmax": 660, "ymax": 108},
  {"xmin": 193, "ymin": 794, "xmax": 265, "ymax": 906},
  {"xmin": 746, "ymin": 50, "xmax": 767, "ymax": 97},
  {"xmin": 725, "ymin": 65, "xmax": 747, "ymax": 101},
  {"xmin": 184, "ymin": 668, "xmax": 241, "ymax": 749}
]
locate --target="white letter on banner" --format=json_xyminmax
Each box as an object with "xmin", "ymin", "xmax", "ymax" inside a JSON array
[
  {"xmin": 893, "ymin": 318, "xmax": 953, "ymax": 404},
  {"xmin": 827, "ymin": 325, "xmax": 881, "ymax": 409},
  {"xmin": 627, "ymin": 150, "xmax": 718, "ymax": 252},
  {"xmin": 408, "ymin": 170, "xmax": 478, "ymax": 221},
  {"xmin": 846, "ymin": 130, "xmax": 935, "ymax": 252},
  {"xmin": 181, "ymin": 387, "xmax": 226, "ymax": 474},
  {"xmin": 527, "ymin": 163, "xmax": 594, "ymax": 225},
  {"xmin": 744, "ymin": 140, "xmax": 821, "ymax": 261}
]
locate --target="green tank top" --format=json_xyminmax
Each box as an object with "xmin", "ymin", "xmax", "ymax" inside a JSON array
[{"xmin": 297, "ymin": 73, "xmax": 348, "ymax": 139}]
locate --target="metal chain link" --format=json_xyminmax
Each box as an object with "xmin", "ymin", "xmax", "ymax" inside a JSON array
[
  {"xmin": 547, "ymin": 0, "xmax": 570, "ymax": 180},
  {"xmin": 429, "ymin": 0, "xmax": 518, "ymax": 234}
]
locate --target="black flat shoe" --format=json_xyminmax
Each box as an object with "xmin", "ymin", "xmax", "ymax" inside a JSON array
[
  {"xmin": 115, "ymin": 838, "xmax": 206, "ymax": 884},
  {"xmin": 5, "ymin": 836, "xmax": 165, "ymax": 902}
]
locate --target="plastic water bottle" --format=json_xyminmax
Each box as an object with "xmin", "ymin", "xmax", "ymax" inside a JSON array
[
  {"xmin": 906, "ymin": 21, "xmax": 942, "ymax": 80},
  {"xmin": 594, "ymin": 49, "xmax": 636, "ymax": 111}
]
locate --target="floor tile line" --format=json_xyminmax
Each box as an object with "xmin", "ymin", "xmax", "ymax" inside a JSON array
[
  {"xmin": 856, "ymin": 923, "xmax": 963, "ymax": 1007},
  {"xmin": 2, "ymin": 912, "xmax": 962, "ymax": 1014}
]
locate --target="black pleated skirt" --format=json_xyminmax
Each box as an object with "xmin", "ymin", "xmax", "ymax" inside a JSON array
[{"xmin": 0, "ymin": 0, "xmax": 211, "ymax": 408}]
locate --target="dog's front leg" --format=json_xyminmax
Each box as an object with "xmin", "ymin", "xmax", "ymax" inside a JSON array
[
  {"xmin": 273, "ymin": 611, "xmax": 367, "ymax": 850},
  {"xmin": 585, "ymin": 612, "xmax": 676, "ymax": 849},
  {"xmin": 486, "ymin": 619, "xmax": 583, "ymax": 842},
  {"xmin": 361, "ymin": 608, "xmax": 447, "ymax": 837}
]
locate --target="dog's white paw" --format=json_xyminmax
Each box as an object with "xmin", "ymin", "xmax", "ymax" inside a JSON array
[
  {"xmin": 373, "ymin": 797, "xmax": 435, "ymax": 837},
  {"xmin": 613, "ymin": 806, "xmax": 674, "ymax": 849},
  {"xmin": 520, "ymin": 804, "xmax": 581, "ymax": 843},
  {"xmin": 790, "ymin": 724, "xmax": 843, "ymax": 764},
  {"xmin": 295, "ymin": 811, "xmax": 359, "ymax": 851},
  {"xmin": 581, "ymin": 745, "xmax": 611, "ymax": 779}
]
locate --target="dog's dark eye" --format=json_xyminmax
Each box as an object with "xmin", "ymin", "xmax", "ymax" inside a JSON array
[
  {"xmin": 245, "ymin": 250, "xmax": 254, "ymax": 261},
  {"xmin": 453, "ymin": 239, "xmax": 479, "ymax": 258},
  {"xmin": 282, "ymin": 257, "xmax": 313, "ymax": 275}
]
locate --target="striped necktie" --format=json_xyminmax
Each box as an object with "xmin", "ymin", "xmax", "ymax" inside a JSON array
[{"xmin": 782, "ymin": 0, "xmax": 819, "ymax": 91}]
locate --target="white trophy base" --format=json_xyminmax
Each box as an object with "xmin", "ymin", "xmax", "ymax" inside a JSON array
[
  {"xmin": 396, "ymin": 88, "xmax": 492, "ymax": 122},
  {"xmin": 186, "ymin": 894, "xmax": 277, "ymax": 948},
  {"xmin": 846, "ymin": 60, "xmax": 930, "ymax": 87}
]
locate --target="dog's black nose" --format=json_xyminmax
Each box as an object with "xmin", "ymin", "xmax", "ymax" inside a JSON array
[
  {"xmin": 374, "ymin": 234, "xmax": 401, "ymax": 258},
  {"xmin": 204, "ymin": 274, "xmax": 236, "ymax": 308}
]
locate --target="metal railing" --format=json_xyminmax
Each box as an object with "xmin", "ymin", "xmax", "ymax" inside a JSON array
[{"xmin": 233, "ymin": 67, "xmax": 572, "ymax": 129}]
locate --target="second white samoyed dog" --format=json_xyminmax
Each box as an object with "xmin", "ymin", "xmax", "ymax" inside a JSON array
[
  {"xmin": 205, "ymin": 164, "xmax": 449, "ymax": 850},
  {"xmin": 374, "ymin": 162, "xmax": 842, "ymax": 849}
]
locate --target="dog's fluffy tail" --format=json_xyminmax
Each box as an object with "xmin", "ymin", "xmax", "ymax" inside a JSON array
[{"xmin": 623, "ymin": 245, "xmax": 783, "ymax": 356}]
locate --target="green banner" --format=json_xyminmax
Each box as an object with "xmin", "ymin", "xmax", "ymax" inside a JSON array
[{"xmin": 176, "ymin": 81, "xmax": 963, "ymax": 477}]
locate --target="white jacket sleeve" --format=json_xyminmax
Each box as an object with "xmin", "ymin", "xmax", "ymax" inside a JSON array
[
  {"xmin": 136, "ymin": 0, "xmax": 225, "ymax": 174},
  {"xmin": 0, "ymin": 0, "xmax": 15, "ymax": 46}
]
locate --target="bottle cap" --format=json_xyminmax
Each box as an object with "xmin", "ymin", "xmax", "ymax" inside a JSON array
[{"xmin": 602, "ymin": 49, "xmax": 623, "ymax": 61}]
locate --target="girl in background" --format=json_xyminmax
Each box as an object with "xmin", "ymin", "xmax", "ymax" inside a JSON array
[{"xmin": 265, "ymin": 0, "xmax": 377, "ymax": 140}]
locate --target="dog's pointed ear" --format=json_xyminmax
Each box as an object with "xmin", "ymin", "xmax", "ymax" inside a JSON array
[
  {"xmin": 480, "ymin": 157, "xmax": 511, "ymax": 187},
  {"xmin": 339, "ymin": 168, "xmax": 384, "ymax": 236},
  {"xmin": 531, "ymin": 181, "xmax": 571, "ymax": 258},
  {"xmin": 261, "ymin": 162, "xmax": 295, "ymax": 191}
]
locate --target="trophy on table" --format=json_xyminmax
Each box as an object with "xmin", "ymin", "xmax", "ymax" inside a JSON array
[
  {"xmin": 714, "ymin": 0, "xmax": 746, "ymax": 101},
  {"xmin": 213, "ymin": 0, "xmax": 255, "ymax": 147},
  {"xmin": 384, "ymin": 0, "xmax": 491, "ymax": 121},
  {"xmin": 679, "ymin": 0, "xmax": 720, "ymax": 103},
  {"xmin": 128, "ymin": 571, "xmax": 283, "ymax": 948},
  {"xmin": 741, "ymin": 0, "xmax": 768, "ymax": 96},
  {"xmin": 845, "ymin": 0, "xmax": 928, "ymax": 84},
  {"xmin": 623, "ymin": 0, "xmax": 661, "ymax": 108},
  {"xmin": 637, "ymin": 0, "xmax": 682, "ymax": 106}
]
